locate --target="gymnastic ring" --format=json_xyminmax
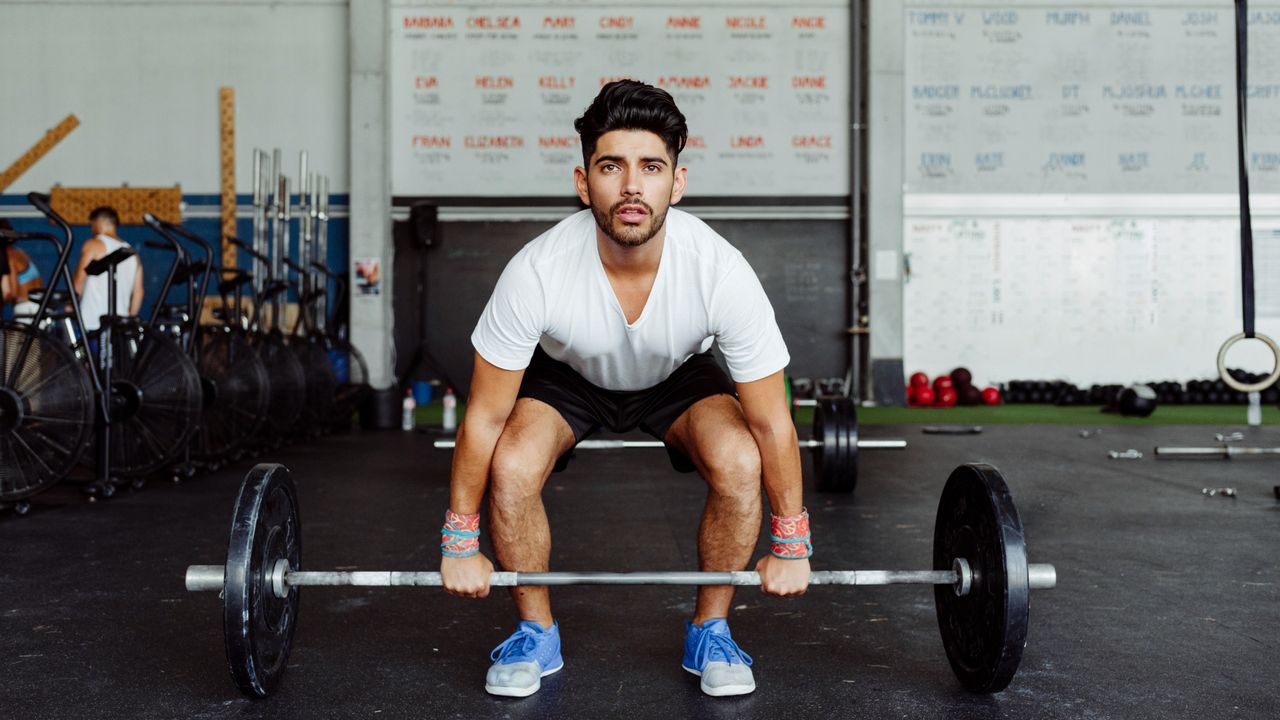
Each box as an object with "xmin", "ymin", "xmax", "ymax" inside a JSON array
[{"xmin": 1217, "ymin": 332, "xmax": 1280, "ymax": 393}]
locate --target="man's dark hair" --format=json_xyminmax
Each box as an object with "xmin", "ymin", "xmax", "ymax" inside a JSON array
[
  {"xmin": 574, "ymin": 80, "xmax": 688, "ymax": 167},
  {"xmin": 89, "ymin": 206, "xmax": 120, "ymax": 227}
]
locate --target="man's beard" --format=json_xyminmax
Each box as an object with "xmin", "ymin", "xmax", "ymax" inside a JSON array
[{"xmin": 590, "ymin": 196, "xmax": 668, "ymax": 248}]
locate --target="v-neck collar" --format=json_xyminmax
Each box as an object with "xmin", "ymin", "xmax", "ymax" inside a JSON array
[{"xmin": 594, "ymin": 229, "xmax": 670, "ymax": 330}]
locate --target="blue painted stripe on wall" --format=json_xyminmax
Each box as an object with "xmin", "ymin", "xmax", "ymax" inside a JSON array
[
  {"xmin": 0, "ymin": 193, "xmax": 351, "ymax": 206},
  {"xmin": 1, "ymin": 196, "xmax": 350, "ymax": 322}
]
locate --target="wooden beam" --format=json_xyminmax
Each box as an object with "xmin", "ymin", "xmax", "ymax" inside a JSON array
[
  {"xmin": 0, "ymin": 114, "xmax": 80, "ymax": 192},
  {"xmin": 219, "ymin": 88, "xmax": 237, "ymax": 271}
]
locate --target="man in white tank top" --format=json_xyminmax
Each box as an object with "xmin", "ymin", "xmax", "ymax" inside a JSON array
[
  {"xmin": 441, "ymin": 81, "xmax": 810, "ymax": 699},
  {"xmin": 73, "ymin": 206, "xmax": 143, "ymax": 332}
]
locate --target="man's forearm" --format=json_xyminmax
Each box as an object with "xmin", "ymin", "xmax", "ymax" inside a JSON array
[
  {"xmin": 447, "ymin": 415, "xmax": 506, "ymax": 514},
  {"xmin": 749, "ymin": 420, "xmax": 804, "ymax": 517}
]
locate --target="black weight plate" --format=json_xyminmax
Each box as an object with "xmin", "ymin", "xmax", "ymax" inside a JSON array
[
  {"xmin": 933, "ymin": 463, "xmax": 1030, "ymax": 693},
  {"xmin": 842, "ymin": 398, "xmax": 859, "ymax": 492},
  {"xmin": 811, "ymin": 399, "xmax": 837, "ymax": 492},
  {"xmin": 813, "ymin": 397, "xmax": 859, "ymax": 493},
  {"xmin": 224, "ymin": 463, "xmax": 301, "ymax": 698},
  {"xmin": 832, "ymin": 397, "xmax": 857, "ymax": 493}
]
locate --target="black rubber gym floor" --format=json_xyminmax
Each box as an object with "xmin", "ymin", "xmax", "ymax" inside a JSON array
[{"xmin": 2, "ymin": 424, "xmax": 1277, "ymax": 719}]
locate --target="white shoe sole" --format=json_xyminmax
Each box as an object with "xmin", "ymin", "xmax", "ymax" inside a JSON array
[
  {"xmin": 485, "ymin": 662, "xmax": 563, "ymax": 698},
  {"xmin": 682, "ymin": 665, "xmax": 756, "ymax": 697}
]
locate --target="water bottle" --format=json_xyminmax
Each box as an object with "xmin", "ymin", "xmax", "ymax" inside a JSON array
[
  {"xmin": 402, "ymin": 389, "xmax": 416, "ymax": 431},
  {"xmin": 1247, "ymin": 391, "xmax": 1262, "ymax": 426},
  {"xmin": 442, "ymin": 387, "xmax": 457, "ymax": 432}
]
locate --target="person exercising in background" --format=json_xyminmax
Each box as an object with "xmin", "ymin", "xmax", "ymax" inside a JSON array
[
  {"xmin": 0, "ymin": 219, "xmax": 45, "ymax": 323},
  {"xmin": 74, "ymin": 206, "xmax": 143, "ymax": 331},
  {"xmin": 440, "ymin": 80, "xmax": 810, "ymax": 698}
]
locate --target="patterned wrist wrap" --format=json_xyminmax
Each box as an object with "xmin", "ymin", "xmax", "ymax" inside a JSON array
[
  {"xmin": 770, "ymin": 509, "xmax": 813, "ymax": 559},
  {"xmin": 441, "ymin": 510, "xmax": 480, "ymax": 558}
]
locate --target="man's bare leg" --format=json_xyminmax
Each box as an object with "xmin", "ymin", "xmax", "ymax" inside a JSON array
[
  {"xmin": 665, "ymin": 394, "xmax": 762, "ymax": 625},
  {"xmin": 488, "ymin": 398, "xmax": 576, "ymax": 629}
]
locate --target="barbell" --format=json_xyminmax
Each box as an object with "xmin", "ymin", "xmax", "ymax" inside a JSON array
[
  {"xmin": 433, "ymin": 396, "xmax": 904, "ymax": 494},
  {"xmin": 1154, "ymin": 445, "xmax": 1280, "ymax": 458},
  {"xmin": 186, "ymin": 462, "xmax": 1056, "ymax": 698}
]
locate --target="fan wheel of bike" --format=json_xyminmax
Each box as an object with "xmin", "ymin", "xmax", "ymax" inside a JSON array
[
  {"xmin": 0, "ymin": 323, "xmax": 95, "ymax": 501},
  {"xmin": 96, "ymin": 322, "xmax": 202, "ymax": 477},
  {"xmin": 192, "ymin": 327, "xmax": 270, "ymax": 461},
  {"xmin": 287, "ymin": 336, "xmax": 337, "ymax": 439},
  {"xmin": 325, "ymin": 337, "xmax": 370, "ymax": 432},
  {"xmin": 251, "ymin": 332, "xmax": 306, "ymax": 438}
]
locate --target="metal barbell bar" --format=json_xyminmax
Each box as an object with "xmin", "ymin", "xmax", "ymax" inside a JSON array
[
  {"xmin": 1154, "ymin": 445, "xmax": 1280, "ymax": 458},
  {"xmin": 186, "ymin": 560, "xmax": 1057, "ymax": 597},
  {"xmin": 433, "ymin": 438, "xmax": 906, "ymax": 451}
]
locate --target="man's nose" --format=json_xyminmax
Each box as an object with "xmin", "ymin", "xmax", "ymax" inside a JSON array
[{"xmin": 621, "ymin": 169, "xmax": 642, "ymax": 197}]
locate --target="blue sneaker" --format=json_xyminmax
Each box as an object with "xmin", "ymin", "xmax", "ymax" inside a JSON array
[
  {"xmin": 485, "ymin": 620, "xmax": 564, "ymax": 697},
  {"xmin": 681, "ymin": 619, "xmax": 756, "ymax": 697}
]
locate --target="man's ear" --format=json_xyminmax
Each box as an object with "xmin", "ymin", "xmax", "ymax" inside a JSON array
[
  {"xmin": 669, "ymin": 165, "xmax": 688, "ymax": 205},
  {"xmin": 574, "ymin": 165, "xmax": 591, "ymax": 206}
]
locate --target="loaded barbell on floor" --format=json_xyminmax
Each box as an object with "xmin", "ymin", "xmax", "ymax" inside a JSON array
[
  {"xmin": 432, "ymin": 397, "xmax": 902, "ymax": 494},
  {"xmin": 185, "ymin": 462, "xmax": 1057, "ymax": 699}
]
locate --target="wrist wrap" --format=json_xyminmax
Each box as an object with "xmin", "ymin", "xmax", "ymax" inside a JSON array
[
  {"xmin": 770, "ymin": 509, "xmax": 813, "ymax": 559},
  {"xmin": 441, "ymin": 510, "xmax": 480, "ymax": 558}
]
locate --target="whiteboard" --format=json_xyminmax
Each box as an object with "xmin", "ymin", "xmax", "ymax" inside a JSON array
[
  {"xmin": 389, "ymin": 4, "xmax": 850, "ymax": 197},
  {"xmin": 901, "ymin": 4, "xmax": 1280, "ymax": 385},
  {"xmin": 903, "ymin": 4, "xmax": 1280, "ymax": 194},
  {"xmin": 902, "ymin": 215, "xmax": 1280, "ymax": 386}
]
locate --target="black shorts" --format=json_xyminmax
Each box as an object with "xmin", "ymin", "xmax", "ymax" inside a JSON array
[{"xmin": 517, "ymin": 345, "xmax": 737, "ymax": 473}]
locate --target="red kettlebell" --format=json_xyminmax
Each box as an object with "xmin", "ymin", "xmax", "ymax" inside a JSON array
[
  {"xmin": 909, "ymin": 372, "xmax": 929, "ymax": 388},
  {"xmin": 982, "ymin": 387, "xmax": 1001, "ymax": 405}
]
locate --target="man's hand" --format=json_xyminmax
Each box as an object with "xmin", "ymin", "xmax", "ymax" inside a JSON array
[
  {"xmin": 755, "ymin": 554, "xmax": 811, "ymax": 597},
  {"xmin": 441, "ymin": 553, "xmax": 494, "ymax": 598}
]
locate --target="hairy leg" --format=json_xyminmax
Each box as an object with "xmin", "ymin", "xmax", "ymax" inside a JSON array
[
  {"xmin": 488, "ymin": 398, "xmax": 576, "ymax": 629},
  {"xmin": 665, "ymin": 395, "xmax": 763, "ymax": 625}
]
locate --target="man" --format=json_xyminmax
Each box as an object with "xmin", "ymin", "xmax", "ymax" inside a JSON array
[
  {"xmin": 73, "ymin": 206, "xmax": 143, "ymax": 331},
  {"xmin": 0, "ymin": 219, "xmax": 45, "ymax": 322},
  {"xmin": 441, "ymin": 80, "xmax": 811, "ymax": 698}
]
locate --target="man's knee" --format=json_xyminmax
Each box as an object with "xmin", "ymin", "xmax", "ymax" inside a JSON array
[
  {"xmin": 490, "ymin": 442, "xmax": 552, "ymax": 512},
  {"xmin": 702, "ymin": 434, "xmax": 763, "ymax": 500}
]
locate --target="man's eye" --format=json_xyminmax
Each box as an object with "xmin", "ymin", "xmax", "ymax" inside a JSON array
[{"xmin": 645, "ymin": 165, "xmax": 660, "ymax": 172}]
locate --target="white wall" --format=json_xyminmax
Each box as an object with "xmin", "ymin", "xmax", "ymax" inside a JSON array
[{"xmin": 0, "ymin": 0, "xmax": 350, "ymax": 194}]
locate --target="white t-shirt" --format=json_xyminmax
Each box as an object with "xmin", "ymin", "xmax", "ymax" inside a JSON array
[
  {"xmin": 472, "ymin": 208, "xmax": 790, "ymax": 391},
  {"xmin": 80, "ymin": 234, "xmax": 139, "ymax": 332}
]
